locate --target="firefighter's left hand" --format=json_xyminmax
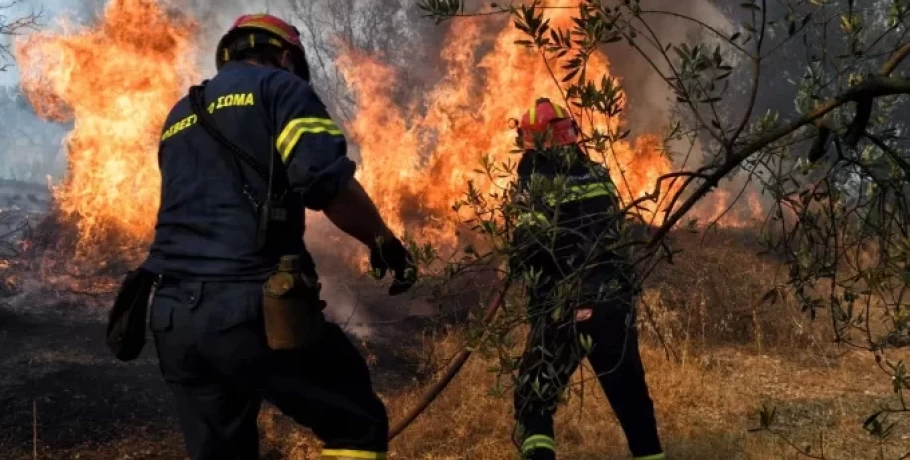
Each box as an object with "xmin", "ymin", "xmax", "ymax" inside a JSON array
[{"xmin": 368, "ymin": 236, "xmax": 417, "ymax": 296}]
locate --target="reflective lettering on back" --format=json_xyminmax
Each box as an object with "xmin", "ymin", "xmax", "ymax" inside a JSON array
[{"xmin": 160, "ymin": 92, "xmax": 258, "ymax": 142}]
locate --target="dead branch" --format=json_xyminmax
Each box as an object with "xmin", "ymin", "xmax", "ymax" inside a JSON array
[
  {"xmin": 861, "ymin": 132, "xmax": 910, "ymax": 178},
  {"xmin": 0, "ymin": 1, "xmax": 43, "ymax": 71}
]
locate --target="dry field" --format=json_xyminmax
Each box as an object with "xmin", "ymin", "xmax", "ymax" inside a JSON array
[{"xmin": 1, "ymin": 227, "xmax": 908, "ymax": 460}]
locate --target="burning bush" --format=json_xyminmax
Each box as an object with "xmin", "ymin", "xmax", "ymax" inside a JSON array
[{"xmin": 14, "ymin": 0, "xmax": 199, "ymax": 267}]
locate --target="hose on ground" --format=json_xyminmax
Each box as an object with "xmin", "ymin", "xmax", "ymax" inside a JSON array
[{"xmin": 388, "ymin": 284, "xmax": 510, "ymax": 440}]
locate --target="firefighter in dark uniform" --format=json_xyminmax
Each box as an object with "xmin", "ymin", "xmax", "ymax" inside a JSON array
[
  {"xmin": 509, "ymin": 98, "xmax": 665, "ymax": 460},
  {"xmin": 142, "ymin": 14, "xmax": 415, "ymax": 460}
]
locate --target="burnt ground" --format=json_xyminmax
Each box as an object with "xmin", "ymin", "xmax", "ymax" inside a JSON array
[
  {"xmin": 0, "ymin": 179, "xmax": 490, "ymax": 460},
  {"xmin": 0, "ymin": 273, "xmax": 468, "ymax": 460},
  {"xmin": 0, "ymin": 293, "xmax": 186, "ymax": 460}
]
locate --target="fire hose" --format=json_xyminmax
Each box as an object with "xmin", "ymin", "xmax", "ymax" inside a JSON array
[{"xmin": 387, "ymin": 284, "xmax": 509, "ymax": 440}]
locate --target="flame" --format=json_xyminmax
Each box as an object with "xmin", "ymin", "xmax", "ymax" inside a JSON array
[
  {"xmin": 695, "ymin": 188, "xmax": 766, "ymax": 228},
  {"xmin": 14, "ymin": 0, "xmax": 199, "ymax": 260},
  {"xmin": 12, "ymin": 0, "xmax": 763, "ymax": 268},
  {"xmin": 340, "ymin": 2, "xmax": 689, "ymax": 251}
]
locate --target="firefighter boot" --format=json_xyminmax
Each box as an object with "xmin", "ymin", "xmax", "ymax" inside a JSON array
[
  {"xmin": 321, "ymin": 449, "xmax": 387, "ymax": 459},
  {"xmin": 520, "ymin": 434, "xmax": 556, "ymax": 460}
]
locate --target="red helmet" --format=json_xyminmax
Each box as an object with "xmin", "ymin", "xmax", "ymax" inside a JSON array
[
  {"xmin": 216, "ymin": 14, "xmax": 310, "ymax": 80},
  {"xmin": 518, "ymin": 98, "xmax": 578, "ymax": 150}
]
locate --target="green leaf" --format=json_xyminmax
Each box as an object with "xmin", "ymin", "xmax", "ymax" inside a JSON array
[{"xmin": 562, "ymin": 67, "xmax": 580, "ymax": 82}]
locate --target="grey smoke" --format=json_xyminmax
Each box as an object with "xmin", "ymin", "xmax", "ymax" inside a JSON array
[{"xmin": 0, "ymin": 86, "xmax": 68, "ymax": 184}]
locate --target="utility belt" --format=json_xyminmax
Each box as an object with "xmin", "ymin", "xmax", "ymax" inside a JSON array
[{"xmin": 104, "ymin": 256, "xmax": 327, "ymax": 363}]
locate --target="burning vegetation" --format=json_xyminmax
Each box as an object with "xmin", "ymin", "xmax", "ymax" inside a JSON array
[
  {"xmin": 11, "ymin": 0, "xmax": 763, "ymax": 268},
  {"xmin": 14, "ymin": 0, "xmax": 199, "ymax": 266},
  {"xmin": 3, "ymin": 0, "xmax": 909, "ymax": 458}
]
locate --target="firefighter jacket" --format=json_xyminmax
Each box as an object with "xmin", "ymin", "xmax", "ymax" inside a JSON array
[
  {"xmin": 510, "ymin": 145, "xmax": 638, "ymax": 308},
  {"xmin": 143, "ymin": 61, "xmax": 353, "ymax": 281}
]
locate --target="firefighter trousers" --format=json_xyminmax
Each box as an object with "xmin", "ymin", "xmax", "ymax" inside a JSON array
[
  {"xmin": 514, "ymin": 294, "xmax": 663, "ymax": 459},
  {"xmin": 149, "ymin": 278, "xmax": 388, "ymax": 460}
]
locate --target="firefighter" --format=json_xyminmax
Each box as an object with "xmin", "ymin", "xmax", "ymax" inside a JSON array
[
  {"xmin": 142, "ymin": 14, "xmax": 415, "ymax": 460},
  {"xmin": 509, "ymin": 98, "xmax": 665, "ymax": 460}
]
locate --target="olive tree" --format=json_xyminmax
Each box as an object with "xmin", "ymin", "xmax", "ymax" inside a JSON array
[{"xmin": 417, "ymin": 0, "xmax": 910, "ymax": 457}]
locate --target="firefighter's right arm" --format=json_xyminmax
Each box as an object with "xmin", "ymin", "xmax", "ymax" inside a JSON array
[
  {"xmin": 324, "ymin": 179, "xmax": 419, "ymax": 296},
  {"xmin": 265, "ymin": 70, "xmax": 415, "ymax": 293},
  {"xmin": 264, "ymin": 70, "xmax": 391, "ymax": 243},
  {"xmin": 265, "ymin": 70, "xmax": 352, "ymax": 210},
  {"xmin": 323, "ymin": 178, "xmax": 395, "ymax": 248}
]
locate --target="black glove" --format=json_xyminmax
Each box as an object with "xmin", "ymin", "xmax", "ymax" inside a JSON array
[{"xmin": 369, "ymin": 237, "xmax": 417, "ymax": 296}]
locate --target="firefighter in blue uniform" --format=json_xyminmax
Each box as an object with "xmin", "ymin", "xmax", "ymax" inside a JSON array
[
  {"xmin": 509, "ymin": 98, "xmax": 665, "ymax": 460},
  {"xmin": 143, "ymin": 14, "xmax": 415, "ymax": 460}
]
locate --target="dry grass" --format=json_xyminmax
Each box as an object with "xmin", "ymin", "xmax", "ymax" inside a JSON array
[
  {"xmin": 256, "ymin": 231, "xmax": 909, "ymax": 459},
  {"xmin": 258, "ymin": 333, "xmax": 906, "ymax": 459},
  {"xmin": 641, "ymin": 230, "xmax": 828, "ymax": 353}
]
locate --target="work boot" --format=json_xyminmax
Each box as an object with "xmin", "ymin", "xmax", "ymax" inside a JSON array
[{"xmin": 521, "ymin": 434, "xmax": 556, "ymax": 460}]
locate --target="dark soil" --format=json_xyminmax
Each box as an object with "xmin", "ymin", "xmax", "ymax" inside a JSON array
[
  {"xmin": 0, "ymin": 264, "xmax": 477, "ymax": 460},
  {"xmin": 0, "ymin": 294, "xmax": 184, "ymax": 459}
]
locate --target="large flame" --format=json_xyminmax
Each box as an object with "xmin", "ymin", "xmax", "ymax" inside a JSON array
[
  {"xmin": 340, "ymin": 5, "xmax": 674, "ymax": 250},
  {"xmin": 14, "ymin": 0, "xmax": 198, "ymax": 259},
  {"xmin": 13, "ymin": 0, "xmax": 761, "ymax": 266}
]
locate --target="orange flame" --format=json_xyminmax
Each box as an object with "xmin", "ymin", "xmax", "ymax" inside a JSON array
[
  {"xmin": 340, "ymin": 2, "xmax": 684, "ymax": 251},
  {"xmin": 667, "ymin": 180, "xmax": 765, "ymax": 229},
  {"xmin": 13, "ymin": 0, "xmax": 762, "ymax": 267},
  {"xmin": 14, "ymin": 0, "xmax": 199, "ymax": 259}
]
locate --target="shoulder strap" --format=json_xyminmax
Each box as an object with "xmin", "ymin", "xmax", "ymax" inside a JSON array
[
  {"xmin": 188, "ymin": 82, "xmax": 271, "ymax": 181},
  {"xmin": 187, "ymin": 82, "xmax": 292, "ymax": 209},
  {"xmin": 187, "ymin": 83, "xmax": 271, "ymax": 210}
]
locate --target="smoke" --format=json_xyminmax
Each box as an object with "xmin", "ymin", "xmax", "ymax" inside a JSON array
[
  {"xmin": 606, "ymin": 1, "xmax": 735, "ymax": 135},
  {"xmin": 0, "ymin": 87, "xmax": 68, "ymax": 185},
  {"xmin": 0, "ymin": 0, "xmax": 70, "ymax": 186}
]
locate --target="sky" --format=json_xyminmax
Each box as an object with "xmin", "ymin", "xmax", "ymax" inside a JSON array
[
  {"xmin": 0, "ymin": 0, "xmax": 75, "ymax": 86},
  {"xmin": 0, "ymin": 0, "xmax": 294, "ymax": 87}
]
